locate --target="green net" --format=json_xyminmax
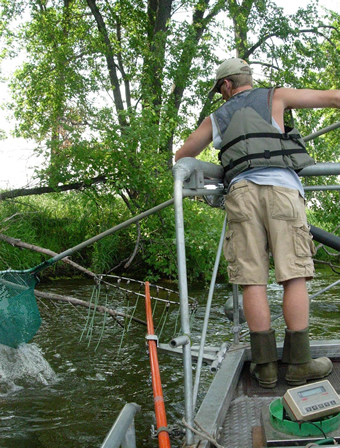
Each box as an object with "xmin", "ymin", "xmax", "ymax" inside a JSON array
[{"xmin": 0, "ymin": 271, "xmax": 41, "ymax": 348}]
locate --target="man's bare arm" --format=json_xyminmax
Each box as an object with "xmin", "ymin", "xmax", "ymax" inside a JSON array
[
  {"xmin": 272, "ymin": 88, "xmax": 340, "ymax": 130},
  {"xmin": 174, "ymin": 117, "xmax": 213, "ymax": 162}
]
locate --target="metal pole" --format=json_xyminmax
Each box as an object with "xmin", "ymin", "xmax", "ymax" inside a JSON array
[
  {"xmin": 173, "ymin": 177, "xmax": 194, "ymax": 446},
  {"xmin": 299, "ymin": 162, "xmax": 340, "ymax": 177},
  {"xmin": 310, "ymin": 279, "xmax": 340, "ymax": 300},
  {"xmin": 304, "ymin": 185, "xmax": 340, "ymax": 191},
  {"xmin": 29, "ymin": 199, "xmax": 175, "ymax": 274},
  {"xmin": 100, "ymin": 403, "xmax": 141, "ymax": 448},
  {"xmin": 192, "ymin": 215, "xmax": 227, "ymax": 409},
  {"xmin": 232, "ymin": 284, "xmax": 240, "ymax": 345},
  {"xmin": 303, "ymin": 121, "xmax": 340, "ymax": 142}
]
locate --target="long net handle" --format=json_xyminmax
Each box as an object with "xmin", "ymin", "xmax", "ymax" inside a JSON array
[{"xmin": 145, "ymin": 281, "xmax": 171, "ymax": 448}]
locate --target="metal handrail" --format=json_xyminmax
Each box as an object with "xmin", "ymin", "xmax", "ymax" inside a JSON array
[
  {"xmin": 192, "ymin": 214, "xmax": 227, "ymax": 410},
  {"xmin": 100, "ymin": 402, "xmax": 141, "ymax": 448},
  {"xmin": 172, "ymin": 156, "xmax": 340, "ymax": 446}
]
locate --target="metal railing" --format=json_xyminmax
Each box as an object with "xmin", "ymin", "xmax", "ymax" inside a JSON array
[
  {"xmin": 100, "ymin": 403, "xmax": 141, "ymax": 448},
  {"xmin": 97, "ymin": 123, "xmax": 340, "ymax": 447},
  {"xmin": 172, "ymin": 146, "xmax": 340, "ymax": 445}
]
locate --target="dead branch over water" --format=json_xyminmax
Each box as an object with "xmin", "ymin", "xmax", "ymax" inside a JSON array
[{"xmin": 34, "ymin": 289, "xmax": 146, "ymax": 326}]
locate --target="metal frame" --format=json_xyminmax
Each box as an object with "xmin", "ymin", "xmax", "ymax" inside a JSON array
[
  {"xmin": 97, "ymin": 126, "xmax": 340, "ymax": 446},
  {"xmin": 100, "ymin": 403, "xmax": 141, "ymax": 448},
  {"xmin": 172, "ymin": 157, "xmax": 340, "ymax": 446}
]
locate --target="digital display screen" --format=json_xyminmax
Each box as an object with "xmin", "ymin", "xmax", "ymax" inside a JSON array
[{"xmin": 298, "ymin": 385, "xmax": 326, "ymax": 399}]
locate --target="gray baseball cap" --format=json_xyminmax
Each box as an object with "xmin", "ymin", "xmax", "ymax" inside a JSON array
[{"xmin": 210, "ymin": 58, "xmax": 252, "ymax": 94}]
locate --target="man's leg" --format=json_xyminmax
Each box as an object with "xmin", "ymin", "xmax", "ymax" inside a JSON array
[
  {"xmin": 282, "ymin": 277, "xmax": 309, "ymax": 330},
  {"xmin": 244, "ymin": 279, "xmax": 309, "ymax": 331},
  {"xmin": 243, "ymin": 285, "xmax": 271, "ymax": 331},
  {"xmin": 243, "ymin": 284, "xmax": 277, "ymax": 388},
  {"xmin": 281, "ymin": 277, "xmax": 332, "ymax": 385}
]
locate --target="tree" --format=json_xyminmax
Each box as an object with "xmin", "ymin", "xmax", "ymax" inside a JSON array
[{"xmin": 1, "ymin": 0, "xmax": 340, "ymax": 278}]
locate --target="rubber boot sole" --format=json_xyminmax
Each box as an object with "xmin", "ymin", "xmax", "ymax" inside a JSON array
[
  {"xmin": 285, "ymin": 359, "xmax": 333, "ymax": 386},
  {"xmin": 250, "ymin": 362, "xmax": 278, "ymax": 389}
]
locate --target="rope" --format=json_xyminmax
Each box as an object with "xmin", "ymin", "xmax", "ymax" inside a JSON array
[
  {"xmin": 118, "ymin": 293, "xmax": 130, "ymax": 353},
  {"xmin": 173, "ymin": 307, "xmax": 181, "ymax": 336},
  {"xmin": 181, "ymin": 418, "xmax": 226, "ymax": 448},
  {"xmin": 118, "ymin": 310, "xmax": 127, "ymax": 353},
  {"xmin": 86, "ymin": 282, "xmax": 101, "ymax": 346},
  {"xmin": 77, "ymin": 275, "xmax": 198, "ymax": 350}
]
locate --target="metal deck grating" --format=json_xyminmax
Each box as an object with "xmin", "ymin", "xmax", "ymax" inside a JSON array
[{"xmin": 218, "ymin": 360, "xmax": 340, "ymax": 447}]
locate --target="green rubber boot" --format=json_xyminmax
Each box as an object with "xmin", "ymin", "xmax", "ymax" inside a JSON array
[
  {"xmin": 282, "ymin": 327, "xmax": 333, "ymax": 386},
  {"xmin": 249, "ymin": 329, "xmax": 278, "ymax": 389}
]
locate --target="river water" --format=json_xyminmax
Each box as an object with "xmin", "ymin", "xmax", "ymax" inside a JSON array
[{"xmin": 0, "ymin": 266, "xmax": 339, "ymax": 448}]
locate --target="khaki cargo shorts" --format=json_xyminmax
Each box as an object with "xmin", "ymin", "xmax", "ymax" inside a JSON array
[{"xmin": 223, "ymin": 180, "xmax": 316, "ymax": 285}]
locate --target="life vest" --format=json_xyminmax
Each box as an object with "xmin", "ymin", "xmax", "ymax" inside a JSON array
[{"xmin": 212, "ymin": 87, "xmax": 315, "ymax": 186}]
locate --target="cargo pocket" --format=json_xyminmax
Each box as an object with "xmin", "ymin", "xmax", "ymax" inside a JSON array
[
  {"xmin": 293, "ymin": 224, "xmax": 316, "ymax": 257},
  {"xmin": 227, "ymin": 264, "xmax": 239, "ymax": 283},
  {"xmin": 271, "ymin": 186, "xmax": 299, "ymax": 221},
  {"xmin": 223, "ymin": 230, "xmax": 236, "ymax": 262},
  {"xmin": 225, "ymin": 182, "xmax": 251, "ymax": 223}
]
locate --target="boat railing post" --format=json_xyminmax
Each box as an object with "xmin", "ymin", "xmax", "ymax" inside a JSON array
[
  {"xmin": 172, "ymin": 158, "xmax": 226, "ymax": 445},
  {"xmin": 299, "ymin": 162, "xmax": 340, "ymax": 177},
  {"xmin": 192, "ymin": 214, "xmax": 227, "ymax": 409},
  {"xmin": 169, "ymin": 335, "xmax": 190, "ymax": 348},
  {"xmin": 303, "ymin": 121, "xmax": 340, "ymax": 142},
  {"xmin": 173, "ymin": 161, "xmax": 196, "ymax": 446},
  {"xmin": 232, "ymin": 284, "xmax": 240, "ymax": 345},
  {"xmin": 300, "ymin": 162, "xmax": 340, "ymax": 192},
  {"xmin": 172, "ymin": 158, "xmax": 226, "ymax": 444},
  {"xmin": 100, "ymin": 402, "xmax": 141, "ymax": 448}
]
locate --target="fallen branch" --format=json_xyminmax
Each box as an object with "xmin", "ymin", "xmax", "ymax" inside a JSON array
[
  {"xmin": 124, "ymin": 221, "xmax": 141, "ymax": 269},
  {"xmin": 0, "ymin": 233, "xmax": 96, "ymax": 278},
  {"xmin": 314, "ymin": 258, "xmax": 340, "ymax": 275},
  {"xmin": 34, "ymin": 289, "xmax": 147, "ymax": 326},
  {"xmin": 0, "ymin": 175, "xmax": 108, "ymax": 201}
]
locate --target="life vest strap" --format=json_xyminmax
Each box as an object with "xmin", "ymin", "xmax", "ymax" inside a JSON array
[
  {"xmin": 219, "ymin": 132, "xmax": 304, "ymax": 160},
  {"xmin": 223, "ymin": 148, "xmax": 308, "ymax": 172}
]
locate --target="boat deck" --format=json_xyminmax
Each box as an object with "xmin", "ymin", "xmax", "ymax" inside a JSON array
[
  {"xmin": 194, "ymin": 341, "xmax": 340, "ymax": 448},
  {"xmin": 220, "ymin": 360, "xmax": 340, "ymax": 447}
]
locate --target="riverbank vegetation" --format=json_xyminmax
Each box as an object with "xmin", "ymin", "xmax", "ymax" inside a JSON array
[
  {"xmin": 1, "ymin": 0, "xmax": 340, "ymax": 282},
  {"xmin": 1, "ymin": 189, "xmax": 339, "ymax": 283},
  {"xmin": 0, "ymin": 191, "xmax": 227, "ymax": 281}
]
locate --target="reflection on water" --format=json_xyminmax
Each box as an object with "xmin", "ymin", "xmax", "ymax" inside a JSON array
[{"xmin": 0, "ymin": 266, "xmax": 339, "ymax": 447}]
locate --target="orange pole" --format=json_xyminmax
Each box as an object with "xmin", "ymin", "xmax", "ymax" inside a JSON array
[{"xmin": 145, "ymin": 281, "xmax": 171, "ymax": 448}]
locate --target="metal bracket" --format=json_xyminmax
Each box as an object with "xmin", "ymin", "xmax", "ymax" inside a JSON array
[
  {"xmin": 183, "ymin": 170, "xmax": 205, "ymax": 189},
  {"xmin": 146, "ymin": 334, "xmax": 159, "ymax": 347}
]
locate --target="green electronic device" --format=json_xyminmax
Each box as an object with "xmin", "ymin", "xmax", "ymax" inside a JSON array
[{"xmin": 282, "ymin": 380, "xmax": 340, "ymax": 422}]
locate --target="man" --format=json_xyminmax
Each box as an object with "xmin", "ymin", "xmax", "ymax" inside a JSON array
[{"xmin": 175, "ymin": 58, "xmax": 340, "ymax": 388}]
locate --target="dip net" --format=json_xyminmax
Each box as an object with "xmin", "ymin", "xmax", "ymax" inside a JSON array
[{"xmin": 0, "ymin": 271, "xmax": 41, "ymax": 348}]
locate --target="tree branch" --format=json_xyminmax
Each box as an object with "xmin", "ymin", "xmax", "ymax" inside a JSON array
[
  {"xmin": 0, "ymin": 175, "xmax": 107, "ymax": 201},
  {"xmin": 124, "ymin": 222, "xmax": 141, "ymax": 269},
  {"xmin": 34, "ymin": 289, "xmax": 147, "ymax": 326},
  {"xmin": 85, "ymin": 0, "xmax": 127, "ymax": 127},
  {"xmin": 244, "ymin": 27, "xmax": 337, "ymax": 59},
  {"xmin": 0, "ymin": 233, "xmax": 96, "ymax": 277}
]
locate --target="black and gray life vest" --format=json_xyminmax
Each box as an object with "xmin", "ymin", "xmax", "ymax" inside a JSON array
[{"xmin": 212, "ymin": 87, "xmax": 315, "ymax": 186}]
